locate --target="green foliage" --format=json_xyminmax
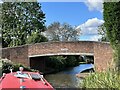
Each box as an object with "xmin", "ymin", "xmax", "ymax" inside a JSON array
[
  {"xmin": 65, "ymin": 56, "xmax": 78, "ymax": 67},
  {"xmin": 98, "ymin": 24, "xmax": 109, "ymax": 42},
  {"xmin": 2, "ymin": 61, "xmax": 37, "ymax": 74},
  {"xmin": 26, "ymin": 31, "xmax": 48, "ymax": 44},
  {"xmin": 113, "ymin": 44, "xmax": 120, "ymax": 71},
  {"xmin": 46, "ymin": 55, "xmax": 80, "ymax": 72},
  {"xmin": 46, "ymin": 56, "xmax": 66, "ymax": 71},
  {"xmin": 81, "ymin": 70, "xmax": 120, "ymax": 89},
  {"xmin": 45, "ymin": 22, "xmax": 80, "ymax": 41},
  {"xmin": 2, "ymin": 2, "xmax": 46, "ymax": 47},
  {"xmin": 104, "ymin": 2, "xmax": 120, "ymax": 46},
  {"xmin": 104, "ymin": 2, "xmax": 120, "ymax": 71}
]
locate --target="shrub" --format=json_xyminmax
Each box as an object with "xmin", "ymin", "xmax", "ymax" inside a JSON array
[
  {"xmin": 65, "ymin": 56, "xmax": 78, "ymax": 67},
  {"xmin": 46, "ymin": 55, "xmax": 80, "ymax": 72},
  {"xmin": 2, "ymin": 60, "xmax": 37, "ymax": 74},
  {"xmin": 46, "ymin": 56, "xmax": 66, "ymax": 71},
  {"xmin": 80, "ymin": 70, "xmax": 120, "ymax": 89}
]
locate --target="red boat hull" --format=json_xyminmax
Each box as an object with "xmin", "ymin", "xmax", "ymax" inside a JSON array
[{"xmin": 0, "ymin": 72, "xmax": 54, "ymax": 90}]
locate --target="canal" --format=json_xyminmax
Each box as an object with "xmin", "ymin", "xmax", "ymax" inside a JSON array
[{"xmin": 44, "ymin": 64, "xmax": 94, "ymax": 88}]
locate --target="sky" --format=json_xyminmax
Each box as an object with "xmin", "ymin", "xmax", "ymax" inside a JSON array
[{"xmin": 40, "ymin": 1, "xmax": 104, "ymax": 41}]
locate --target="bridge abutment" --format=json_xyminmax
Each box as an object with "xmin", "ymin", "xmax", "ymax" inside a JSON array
[{"xmin": 94, "ymin": 42, "xmax": 113, "ymax": 71}]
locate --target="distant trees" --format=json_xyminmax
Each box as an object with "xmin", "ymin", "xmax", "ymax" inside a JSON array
[
  {"xmin": 98, "ymin": 24, "xmax": 109, "ymax": 42},
  {"xmin": 44, "ymin": 22, "xmax": 81, "ymax": 41},
  {"xmin": 104, "ymin": 2, "xmax": 120, "ymax": 72},
  {"xmin": 2, "ymin": 2, "xmax": 46, "ymax": 47}
]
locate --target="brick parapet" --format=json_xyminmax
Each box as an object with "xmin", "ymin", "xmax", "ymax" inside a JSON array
[{"xmin": 1, "ymin": 41, "xmax": 113, "ymax": 72}]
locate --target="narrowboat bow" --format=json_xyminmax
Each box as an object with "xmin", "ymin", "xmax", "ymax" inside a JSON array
[{"xmin": 0, "ymin": 68, "xmax": 54, "ymax": 90}]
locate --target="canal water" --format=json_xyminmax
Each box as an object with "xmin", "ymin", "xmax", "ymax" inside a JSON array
[{"xmin": 44, "ymin": 64, "xmax": 94, "ymax": 88}]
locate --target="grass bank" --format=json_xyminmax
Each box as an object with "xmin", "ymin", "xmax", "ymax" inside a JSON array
[{"xmin": 80, "ymin": 70, "xmax": 120, "ymax": 89}]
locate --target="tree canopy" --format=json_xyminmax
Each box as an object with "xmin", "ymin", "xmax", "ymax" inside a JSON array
[
  {"xmin": 44, "ymin": 22, "xmax": 81, "ymax": 41},
  {"xmin": 26, "ymin": 31, "xmax": 48, "ymax": 44},
  {"xmin": 98, "ymin": 24, "xmax": 109, "ymax": 42},
  {"xmin": 104, "ymin": 2, "xmax": 120, "ymax": 46},
  {"xmin": 2, "ymin": 2, "xmax": 46, "ymax": 47}
]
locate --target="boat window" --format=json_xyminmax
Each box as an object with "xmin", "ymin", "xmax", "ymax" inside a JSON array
[
  {"xmin": 14, "ymin": 72, "xmax": 29, "ymax": 78},
  {"xmin": 30, "ymin": 73, "xmax": 41, "ymax": 80}
]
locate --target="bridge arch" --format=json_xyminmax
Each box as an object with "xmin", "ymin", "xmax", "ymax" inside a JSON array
[
  {"xmin": 2, "ymin": 41, "xmax": 113, "ymax": 72},
  {"xmin": 29, "ymin": 53, "xmax": 94, "ymax": 58}
]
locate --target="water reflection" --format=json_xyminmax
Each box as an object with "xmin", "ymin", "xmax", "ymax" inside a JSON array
[
  {"xmin": 44, "ymin": 64, "xmax": 94, "ymax": 88},
  {"xmin": 60, "ymin": 64, "xmax": 94, "ymax": 74},
  {"xmin": 45, "ymin": 73, "xmax": 81, "ymax": 88}
]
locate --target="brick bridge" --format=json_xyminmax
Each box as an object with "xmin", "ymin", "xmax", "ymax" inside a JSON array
[{"xmin": 2, "ymin": 41, "xmax": 113, "ymax": 72}]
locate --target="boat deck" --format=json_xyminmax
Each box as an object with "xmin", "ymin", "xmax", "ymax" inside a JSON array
[{"xmin": 0, "ymin": 72, "xmax": 54, "ymax": 90}]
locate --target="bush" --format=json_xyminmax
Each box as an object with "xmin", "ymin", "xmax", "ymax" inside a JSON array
[
  {"xmin": 46, "ymin": 56, "xmax": 66, "ymax": 71},
  {"xmin": 65, "ymin": 56, "xmax": 78, "ymax": 67},
  {"xmin": 2, "ymin": 60, "xmax": 37, "ymax": 74},
  {"xmin": 80, "ymin": 70, "xmax": 120, "ymax": 89},
  {"xmin": 46, "ymin": 55, "xmax": 80, "ymax": 72},
  {"xmin": 26, "ymin": 31, "xmax": 48, "ymax": 44}
]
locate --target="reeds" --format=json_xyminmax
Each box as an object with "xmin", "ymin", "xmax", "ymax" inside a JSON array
[{"xmin": 80, "ymin": 69, "xmax": 120, "ymax": 89}]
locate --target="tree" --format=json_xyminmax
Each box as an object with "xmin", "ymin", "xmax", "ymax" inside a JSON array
[
  {"xmin": 98, "ymin": 24, "xmax": 109, "ymax": 42},
  {"xmin": 27, "ymin": 31, "xmax": 48, "ymax": 44},
  {"xmin": 1, "ymin": 2, "xmax": 46, "ymax": 47},
  {"xmin": 45, "ymin": 22, "xmax": 80, "ymax": 41},
  {"xmin": 104, "ymin": 2, "xmax": 120, "ymax": 72}
]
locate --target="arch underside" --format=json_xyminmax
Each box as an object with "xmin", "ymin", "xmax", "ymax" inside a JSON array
[{"xmin": 29, "ymin": 53, "xmax": 94, "ymax": 58}]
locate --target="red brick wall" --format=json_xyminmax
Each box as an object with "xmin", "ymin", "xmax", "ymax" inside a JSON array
[
  {"xmin": 94, "ymin": 42, "xmax": 113, "ymax": 71},
  {"xmin": 2, "ymin": 45, "xmax": 29, "ymax": 66},
  {"xmin": 2, "ymin": 41, "xmax": 113, "ymax": 72},
  {"xmin": 28, "ymin": 41, "xmax": 94, "ymax": 56}
]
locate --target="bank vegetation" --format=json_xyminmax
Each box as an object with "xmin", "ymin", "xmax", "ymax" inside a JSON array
[{"xmin": 81, "ymin": 2, "xmax": 120, "ymax": 89}]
